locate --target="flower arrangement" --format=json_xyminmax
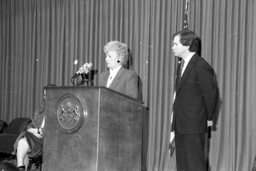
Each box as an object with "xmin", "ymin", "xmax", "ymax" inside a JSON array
[
  {"xmin": 71, "ymin": 62, "xmax": 93, "ymax": 86},
  {"xmin": 76, "ymin": 63, "xmax": 93, "ymax": 74}
]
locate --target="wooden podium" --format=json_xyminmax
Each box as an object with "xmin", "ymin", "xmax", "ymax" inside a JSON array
[{"xmin": 43, "ymin": 86, "xmax": 144, "ymax": 171}]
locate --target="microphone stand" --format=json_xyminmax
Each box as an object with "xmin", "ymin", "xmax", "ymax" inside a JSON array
[{"xmin": 71, "ymin": 76, "xmax": 76, "ymax": 86}]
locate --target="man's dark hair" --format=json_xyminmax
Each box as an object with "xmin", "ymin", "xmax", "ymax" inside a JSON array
[{"xmin": 172, "ymin": 29, "xmax": 200, "ymax": 53}]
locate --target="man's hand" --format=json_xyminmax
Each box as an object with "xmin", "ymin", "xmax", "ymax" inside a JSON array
[
  {"xmin": 207, "ymin": 120, "xmax": 213, "ymax": 127},
  {"xmin": 169, "ymin": 131, "xmax": 175, "ymax": 157}
]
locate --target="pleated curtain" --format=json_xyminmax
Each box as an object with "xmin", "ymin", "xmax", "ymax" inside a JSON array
[{"xmin": 1, "ymin": 0, "xmax": 256, "ymax": 170}]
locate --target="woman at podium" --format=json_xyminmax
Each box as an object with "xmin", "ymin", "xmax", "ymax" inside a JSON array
[{"xmin": 99, "ymin": 41, "xmax": 139, "ymax": 99}]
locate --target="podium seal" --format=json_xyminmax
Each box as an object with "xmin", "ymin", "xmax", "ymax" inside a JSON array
[{"xmin": 55, "ymin": 94, "xmax": 84, "ymax": 133}]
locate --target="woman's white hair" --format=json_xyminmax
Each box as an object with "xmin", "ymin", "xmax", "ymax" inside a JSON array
[{"xmin": 104, "ymin": 41, "xmax": 128, "ymax": 65}]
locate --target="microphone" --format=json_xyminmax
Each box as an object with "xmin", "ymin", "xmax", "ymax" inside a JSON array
[{"xmin": 72, "ymin": 63, "xmax": 93, "ymax": 78}]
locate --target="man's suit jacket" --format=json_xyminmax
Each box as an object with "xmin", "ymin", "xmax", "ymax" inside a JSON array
[
  {"xmin": 173, "ymin": 54, "xmax": 218, "ymax": 134},
  {"xmin": 99, "ymin": 67, "xmax": 139, "ymax": 99}
]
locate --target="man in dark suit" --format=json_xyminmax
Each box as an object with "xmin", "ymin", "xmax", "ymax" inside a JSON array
[
  {"xmin": 170, "ymin": 29, "xmax": 218, "ymax": 171},
  {"xmin": 99, "ymin": 41, "xmax": 139, "ymax": 99}
]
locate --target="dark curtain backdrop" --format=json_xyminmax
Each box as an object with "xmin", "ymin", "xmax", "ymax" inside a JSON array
[{"xmin": 1, "ymin": 0, "xmax": 256, "ymax": 171}]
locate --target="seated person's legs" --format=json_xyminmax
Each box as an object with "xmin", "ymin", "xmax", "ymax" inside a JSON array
[{"xmin": 16, "ymin": 137, "xmax": 30, "ymax": 169}]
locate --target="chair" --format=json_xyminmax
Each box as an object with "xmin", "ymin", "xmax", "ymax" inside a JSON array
[
  {"xmin": 28, "ymin": 155, "xmax": 42, "ymax": 171},
  {"xmin": 0, "ymin": 117, "xmax": 44, "ymax": 170},
  {"xmin": 0, "ymin": 118, "xmax": 32, "ymax": 156},
  {"xmin": 0, "ymin": 120, "xmax": 7, "ymax": 133}
]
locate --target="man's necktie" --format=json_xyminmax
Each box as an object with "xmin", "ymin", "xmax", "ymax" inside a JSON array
[
  {"xmin": 179, "ymin": 59, "xmax": 185, "ymax": 80},
  {"xmin": 176, "ymin": 59, "xmax": 185, "ymax": 85}
]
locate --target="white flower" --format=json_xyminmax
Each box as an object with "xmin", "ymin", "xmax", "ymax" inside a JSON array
[{"xmin": 77, "ymin": 63, "xmax": 93, "ymax": 74}]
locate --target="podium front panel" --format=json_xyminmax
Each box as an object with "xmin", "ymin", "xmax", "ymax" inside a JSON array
[
  {"xmin": 97, "ymin": 88, "xmax": 142, "ymax": 171},
  {"xmin": 43, "ymin": 86, "xmax": 143, "ymax": 171}
]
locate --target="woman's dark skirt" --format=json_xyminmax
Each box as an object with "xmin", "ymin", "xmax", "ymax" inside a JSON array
[{"xmin": 24, "ymin": 132, "xmax": 43, "ymax": 158}]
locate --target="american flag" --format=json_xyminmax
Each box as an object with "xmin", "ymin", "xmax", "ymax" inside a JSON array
[{"xmin": 183, "ymin": 0, "xmax": 189, "ymax": 29}]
